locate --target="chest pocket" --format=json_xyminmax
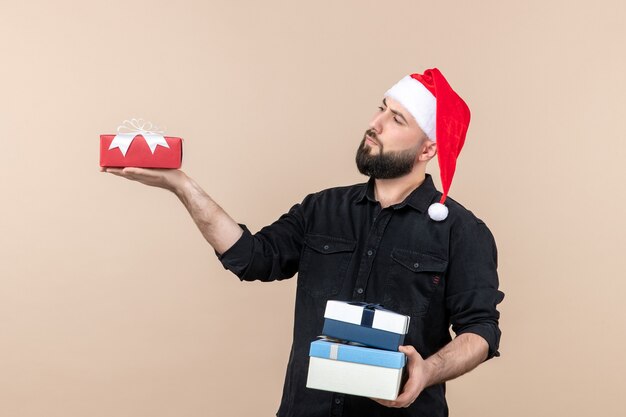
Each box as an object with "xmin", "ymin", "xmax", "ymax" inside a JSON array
[
  {"xmin": 384, "ymin": 249, "xmax": 448, "ymax": 317},
  {"xmin": 298, "ymin": 234, "xmax": 356, "ymax": 298}
]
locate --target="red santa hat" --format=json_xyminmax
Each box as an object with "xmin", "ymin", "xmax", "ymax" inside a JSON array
[{"xmin": 384, "ymin": 68, "xmax": 471, "ymax": 221}]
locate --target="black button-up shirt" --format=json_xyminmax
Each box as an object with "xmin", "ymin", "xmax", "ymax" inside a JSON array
[{"xmin": 218, "ymin": 174, "xmax": 504, "ymax": 417}]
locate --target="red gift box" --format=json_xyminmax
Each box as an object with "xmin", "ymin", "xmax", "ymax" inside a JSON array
[{"xmin": 100, "ymin": 134, "xmax": 183, "ymax": 168}]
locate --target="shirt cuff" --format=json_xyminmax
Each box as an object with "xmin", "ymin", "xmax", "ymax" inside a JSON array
[
  {"xmin": 215, "ymin": 224, "xmax": 254, "ymax": 278},
  {"xmin": 455, "ymin": 323, "xmax": 501, "ymax": 360}
]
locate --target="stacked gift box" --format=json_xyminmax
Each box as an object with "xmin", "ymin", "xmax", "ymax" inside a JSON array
[{"xmin": 306, "ymin": 300, "xmax": 411, "ymax": 401}]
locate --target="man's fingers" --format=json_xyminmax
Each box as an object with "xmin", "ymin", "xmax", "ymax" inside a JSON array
[
  {"xmin": 121, "ymin": 168, "xmax": 147, "ymax": 180},
  {"xmin": 392, "ymin": 390, "xmax": 416, "ymax": 407},
  {"xmin": 105, "ymin": 168, "xmax": 128, "ymax": 177},
  {"xmin": 370, "ymin": 397, "xmax": 412, "ymax": 408},
  {"xmin": 122, "ymin": 167, "xmax": 151, "ymax": 176},
  {"xmin": 384, "ymin": 380, "xmax": 418, "ymax": 408},
  {"xmin": 370, "ymin": 397, "xmax": 395, "ymax": 407},
  {"xmin": 102, "ymin": 167, "xmax": 184, "ymax": 192},
  {"xmin": 103, "ymin": 167, "xmax": 152, "ymax": 179},
  {"xmin": 102, "ymin": 168, "xmax": 146, "ymax": 183},
  {"xmin": 101, "ymin": 167, "xmax": 150, "ymax": 175},
  {"xmin": 370, "ymin": 398, "xmax": 392, "ymax": 407},
  {"xmin": 399, "ymin": 345, "xmax": 418, "ymax": 358}
]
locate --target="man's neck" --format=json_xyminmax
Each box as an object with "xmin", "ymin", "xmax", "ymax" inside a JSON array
[{"xmin": 373, "ymin": 171, "xmax": 426, "ymax": 209}]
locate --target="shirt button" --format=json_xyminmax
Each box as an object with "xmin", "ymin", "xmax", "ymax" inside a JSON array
[
  {"xmin": 323, "ymin": 244, "xmax": 330, "ymax": 250},
  {"xmin": 356, "ymin": 287, "xmax": 364, "ymax": 294},
  {"xmin": 335, "ymin": 398, "xmax": 342, "ymax": 404},
  {"xmin": 413, "ymin": 262, "xmax": 419, "ymax": 268},
  {"xmin": 367, "ymin": 250, "xmax": 374, "ymax": 256}
]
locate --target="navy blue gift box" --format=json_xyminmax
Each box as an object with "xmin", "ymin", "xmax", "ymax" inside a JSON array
[{"xmin": 321, "ymin": 301, "xmax": 410, "ymax": 351}]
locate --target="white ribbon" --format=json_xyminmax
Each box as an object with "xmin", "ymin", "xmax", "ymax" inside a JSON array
[
  {"xmin": 329, "ymin": 344, "xmax": 339, "ymax": 360},
  {"xmin": 109, "ymin": 118, "xmax": 170, "ymax": 156}
]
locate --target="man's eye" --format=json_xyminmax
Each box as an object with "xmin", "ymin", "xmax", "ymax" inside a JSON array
[
  {"xmin": 394, "ymin": 117, "xmax": 402, "ymax": 125},
  {"xmin": 377, "ymin": 106, "xmax": 384, "ymax": 111}
]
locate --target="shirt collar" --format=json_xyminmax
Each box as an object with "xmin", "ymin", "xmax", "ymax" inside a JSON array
[{"xmin": 355, "ymin": 174, "xmax": 439, "ymax": 212}]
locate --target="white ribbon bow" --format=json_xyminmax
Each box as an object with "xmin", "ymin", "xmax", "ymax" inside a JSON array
[{"xmin": 109, "ymin": 119, "xmax": 170, "ymax": 156}]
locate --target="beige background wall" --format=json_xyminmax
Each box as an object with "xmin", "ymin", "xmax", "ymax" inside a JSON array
[{"xmin": 1, "ymin": 0, "xmax": 625, "ymax": 416}]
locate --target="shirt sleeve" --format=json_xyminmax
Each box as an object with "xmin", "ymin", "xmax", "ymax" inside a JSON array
[
  {"xmin": 445, "ymin": 218, "xmax": 505, "ymax": 360},
  {"xmin": 216, "ymin": 195, "xmax": 310, "ymax": 282}
]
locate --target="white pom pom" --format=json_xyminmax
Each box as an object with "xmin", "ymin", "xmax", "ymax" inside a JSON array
[{"xmin": 428, "ymin": 203, "xmax": 449, "ymax": 221}]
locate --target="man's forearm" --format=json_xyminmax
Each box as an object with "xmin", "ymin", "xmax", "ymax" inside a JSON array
[
  {"xmin": 422, "ymin": 332, "xmax": 489, "ymax": 387},
  {"xmin": 174, "ymin": 177, "xmax": 244, "ymax": 255}
]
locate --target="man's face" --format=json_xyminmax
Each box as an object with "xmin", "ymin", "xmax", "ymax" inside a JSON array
[{"xmin": 356, "ymin": 96, "xmax": 430, "ymax": 179}]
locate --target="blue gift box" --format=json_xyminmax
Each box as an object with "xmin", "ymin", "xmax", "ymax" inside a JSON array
[
  {"xmin": 309, "ymin": 339, "xmax": 406, "ymax": 368},
  {"xmin": 306, "ymin": 339, "xmax": 407, "ymax": 400},
  {"xmin": 322, "ymin": 301, "xmax": 410, "ymax": 351}
]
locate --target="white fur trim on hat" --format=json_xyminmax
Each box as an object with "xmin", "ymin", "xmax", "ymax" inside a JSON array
[
  {"xmin": 384, "ymin": 75, "xmax": 437, "ymax": 141},
  {"xmin": 428, "ymin": 202, "xmax": 448, "ymax": 221}
]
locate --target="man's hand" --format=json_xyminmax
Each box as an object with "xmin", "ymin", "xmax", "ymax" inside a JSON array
[
  {"xmin": 371, "ymin": 333, "xmax": 489, "ymax": 408},
  {"xmin": 370, "ymin": 345, "xmax": 432, "ymax": 408},
  {"xmin": 100, "ymin": 167, "xmax": 188, "ymax": 194}
]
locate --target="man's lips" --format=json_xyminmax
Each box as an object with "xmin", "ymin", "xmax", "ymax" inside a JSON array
[{"xmin": 365, "ymin": 135, "xmax": 379, "ymax": 146}]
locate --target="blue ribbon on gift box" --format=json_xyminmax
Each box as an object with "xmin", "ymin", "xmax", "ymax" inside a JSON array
[{"xmin": 347, "ymin": 302, "xmax": 386, "ymax": 328}]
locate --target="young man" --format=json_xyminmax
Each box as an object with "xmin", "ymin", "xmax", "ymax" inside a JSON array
[{"xmin": 103, "ymin": 68, "xmax": 504, "ymax": 417}]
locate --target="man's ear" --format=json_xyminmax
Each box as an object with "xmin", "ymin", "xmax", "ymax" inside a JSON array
[{"xmin": 419, "ymin": 139, "xmax": 437, "ymax": 162}]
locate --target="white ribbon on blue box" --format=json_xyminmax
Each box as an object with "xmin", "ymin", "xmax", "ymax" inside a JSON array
[
  {"xmin": 306, "ymin": 339, "xmax": 406, "ymax": 401},
  {"xmin": 322, "ymin": 301, "xmax": 410, "ymax": 351}
]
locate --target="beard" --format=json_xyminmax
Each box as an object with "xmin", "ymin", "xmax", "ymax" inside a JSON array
[{"xmin": 355, "ymin": 130, "xmax": 420, "ymax": 179}]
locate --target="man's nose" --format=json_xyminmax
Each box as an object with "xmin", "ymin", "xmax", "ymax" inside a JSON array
[{"xmin": 369, "ymin": 112, "xmax": 384, "ymax": 133}]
